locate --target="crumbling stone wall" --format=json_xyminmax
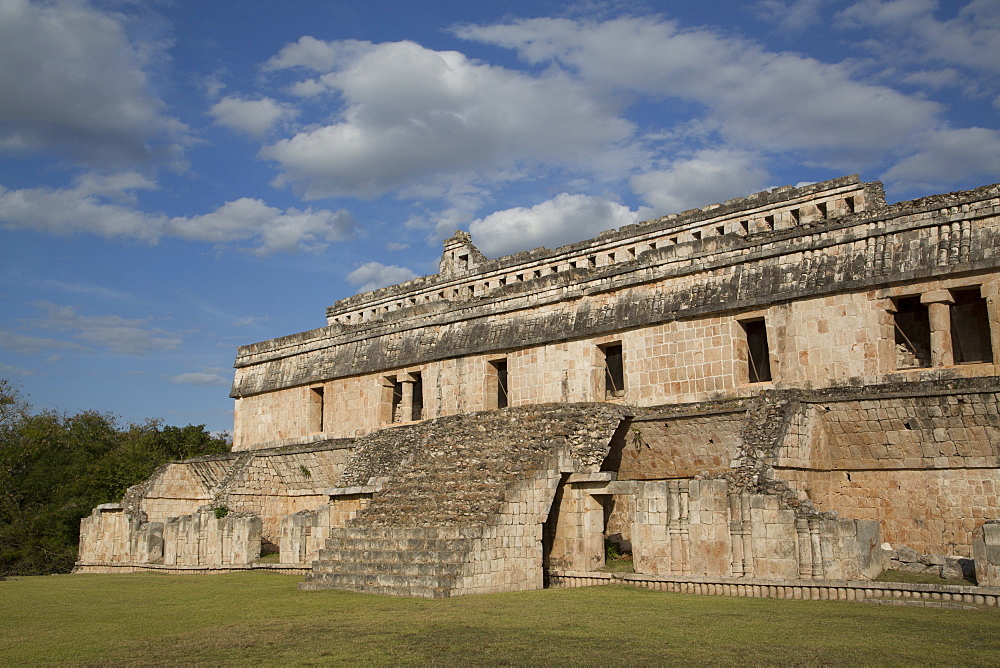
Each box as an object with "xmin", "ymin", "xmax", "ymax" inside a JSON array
[{"xmin": 77, "ymin": 504, "xmax": 162, "ymax": 565}]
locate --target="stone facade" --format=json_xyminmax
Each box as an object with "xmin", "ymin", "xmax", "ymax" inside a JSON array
[{"xmin": 78, "ymin": 175, "xmax": 1000, "ymax": 598}]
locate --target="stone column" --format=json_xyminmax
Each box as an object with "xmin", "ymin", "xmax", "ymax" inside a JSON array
[
  {"xmin": 399, "ymin": 377, "xmax": 414, "ymax": 422},
  {"xmin": 398, "ymin": 372, "xmax": 422, "ymax": 422},
  {"xmin": 921, "ymin": 290, "xmax": 955, "ymax": 367},
  {"xmin": 981, "ymin": 282, "xmax": 1000, "ymax": 366}
]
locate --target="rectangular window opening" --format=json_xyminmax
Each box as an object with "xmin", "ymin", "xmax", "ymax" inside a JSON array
[
  {"xmin": 764, "ymin": 215, "xmax": 775, "ymax": 230},
  {"xmin": 893, "ymin": 296, "xmax": 931, "ymax": 369},
  {"xmin": 740, "ymin": 220, "xmax": 750, "ymax": 235},
  {"xmin": 411, "ymin": 372, "xmax": 423, "ymax": 421},
  {"xmin": 389, "ymin": 377, "xmax": 403, "ymax": 423},
  {"xmin": 489, "ymin": 359, "xmax": 509, "ymax": 409},
  {"xmin": 951, "ymin": 288, "xmax": 993, "ymax": 364},
  {"xmin": 691, "ymin": 230, "xmax": 702, "ymax": 241},
  {"xmin": 741, "ymin": 319, "xmax": 772, "ymax": 383},
  {"xmin": 844, "ymin": 196, "xmax": 856, "ymax": 214},
  {"xmin": 789, "ymin": 209, "xmax": 800, "ymax": 225},
  {"xmin": 716, "ymin": 225, "xmax": 725, "ymax": 236},
  {"xmin": 817, "ymin": 202, "xmax": 828, "ymax": 219},
  {"xmin": 309, "ymin": 387, "xmax": 324, "ymax": 434},
  {"xmin": 601, "ymin": 343, "xmax": 625, "ymax": 399}
]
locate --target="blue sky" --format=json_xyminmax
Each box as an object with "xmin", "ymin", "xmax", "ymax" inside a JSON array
[{"xmin": 1, "ymin": 0, "xmax": 998, "ymax": 435}]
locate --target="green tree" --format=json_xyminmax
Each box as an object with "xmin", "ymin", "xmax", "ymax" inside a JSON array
[{"xmin": 0, "ymin": 380, "xmax": 229, "ymax": 576}]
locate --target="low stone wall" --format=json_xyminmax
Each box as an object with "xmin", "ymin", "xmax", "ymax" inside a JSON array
[
  {"xmin": 548, "ymin": 570, "xmax": 1000, "ymax": 607},
  {"xmin": 162, "ymin": 509, "xmax": 262, "ymax": 566},
  {"xmin": 73, "ymin": 563, "xmax": 310, "ymax": 575},
  {"xmin": 77, "ymin": 504, "xmax": 163, "ymax": 564}
]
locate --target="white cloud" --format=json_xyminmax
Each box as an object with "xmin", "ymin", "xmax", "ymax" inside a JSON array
[
  {"xmin": 263, "ymin": 36, "xmax": 375, "ymax": 73},
  {"xmin": 469, "ymin": 193, "xmax": 639, "ymax": 257},
  {"xmin": 754, "ymin": 0, "xmax": 827, "ymax": 31},
  {"xmin": 346, "ymin": 262, "xmax": 419, "ymax": 293},
  {"xmin": 0, "ymin": 0, "xmax": 188, "ymax": 166},
  {"xmin": 0, "ymin": 328, "xmax": 87, "ymax": 355},
  {"xmin": 30, "ymin": 302, "xmax": 181, "ymax": 355},
  {"xmin": 261, "ymin": 39, "xmax": 636, "ymax": 200},
  {"xmin": 882, "ymin": 127, "xmax": 1000, "ymax": 191},
  {"xmin": 385, "ymin": 242, "xmax": 409, "ymax": 251},
  {"xmin": 170, "ymin": 372, "xmax": 230, "ymax": 386},
  {"xmin": 836, "ymin": 1, "xmax": 1000, "ymax": 79},
  {"xmin": 630, "ymin": 149, "xmax": 772, "ymax": 216},
  {"xmin": 0, "ymin": 173, "xmax": 356, "ymax": 255},
  {"xmin": 166, "ymin": 198, "xmax": 356, "ymax": 256},
  {"xmin": 455, "ymin": 16, "xmax": 942, "ymax": 169},
  {"xmin": 209, "ymin": 96, "xmax": 296, "ymax": 137}
]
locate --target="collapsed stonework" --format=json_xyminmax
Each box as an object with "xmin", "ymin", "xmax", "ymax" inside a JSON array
[{"xmin": 78, "ymin": 175, "xmax": 1000, "ymax": 597}]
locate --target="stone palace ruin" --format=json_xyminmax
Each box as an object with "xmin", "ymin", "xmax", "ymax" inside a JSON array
[{"xmin": 78, "ymin": 174, "xmax": 1000, "ymax": 600}]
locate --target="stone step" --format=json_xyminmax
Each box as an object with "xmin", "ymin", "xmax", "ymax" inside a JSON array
[
  {"xmin": 303, "ymin": 569, "xmax": 458, "ymax": 592},
  {"xmin": 299, "ymin": 578, "xmax": 451, "ymax": 599},
  {"xmin": 316, "ymin": 547, "xmax": 470, "ymax": 565},
  {"xmin": 310, "ymin": 559, "xmax": 463, "ymax": 578},
  {"xmin": 321, "ymin": 537, "xmax": 476, "ymax": 553},
  {"xmin": 327, "ymin": 526, "xmax": 480, "ymax": 541}
]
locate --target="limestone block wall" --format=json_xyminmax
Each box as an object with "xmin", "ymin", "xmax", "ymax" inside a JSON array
[
  {"xmin": 780, "ymin": 468, "xmax": 1000, "ymax": 557},
  {"xmin": 162, "ymin": 509, "xmax": 262, "ymax": 566},
  {"xmin": 630, "ymin": 479, "xmax": 881, "ymax": 581},
  {"xmin": 773, "ymin": 384, "xmax": 1000, "ymax": 556},
  {"xmin": 77, "ymin": 505, "xmax": 163, "ymax": 565},
  {"xmin": 452, "ymin": 468, "xmax": 564, "ymax": 596},
  {"xmin": 140, "ymin": 459, "xmax": 234, "ymax": 524},
  {"xmin": 279, "ymin": 495, "xmax": 372, "ymax": 565},
  {"xmin": 220, "ymin": 447, "xmax": 352, "ymax": 542},
  {"xmin": 231, "ymin": 271, "xmax": 1000, "ymax": 448}
]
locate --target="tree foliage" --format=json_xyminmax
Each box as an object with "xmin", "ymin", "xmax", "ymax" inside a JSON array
[{"xmin": 0, "ymin": 381, "xmax": 230, "ymax": 576}]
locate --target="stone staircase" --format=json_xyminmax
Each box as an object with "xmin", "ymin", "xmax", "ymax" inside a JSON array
[
  {"xmin": 300, "ymin": 526, "xmax": 481, "ymax": 598},
  {"xmin": 300, "ymin": 403, "xmax": 630, "ymax": 597}
]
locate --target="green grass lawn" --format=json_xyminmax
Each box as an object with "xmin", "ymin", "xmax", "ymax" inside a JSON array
[{"xmin": 1, "ymin": 572, "xmax": 998, "ymax": 666}]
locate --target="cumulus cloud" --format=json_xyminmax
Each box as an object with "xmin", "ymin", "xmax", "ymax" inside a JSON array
[
  {"xmin": 261, "ymin": 39, "xmax": 636, "ymax": 199},
  {"xmin": 0, "ymin": 0, "xmax": 187, "ymax": 166},
  {"xmin": 454, "ymin": 16, "xmax": 942, "ymax": 169},
  {"xmin": 631, "ymin": 149, "xmax": 772, "ymax": 215},
  {"xmin": 836, "ymin": 0, "xmax": 1000, "ymax": 77},
  {"xmin": 882, "ymin": 127, "xmax": 1000, "ymax": 191},
  {"xmin": 29, "ymin": 301, "xmax": 181, "ymax": 355},
  {"xmin": 209, "ymin": 96, "xmax": 296, "ymax": 137},
  {"xmin": 169, "ymin": 372, "xmax": 231, "ymax": 386},
  {"xmin": 0, "ymin": 173, "xmax": 356, "ymax": 255},
  {"xmin": 346, "ymin": 262, "xmax": 419, "ymax": 293},
  {"xmin": 469, "ymin": 193, "xmax": 639, "ymax": 257}
]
